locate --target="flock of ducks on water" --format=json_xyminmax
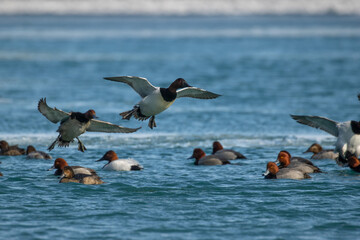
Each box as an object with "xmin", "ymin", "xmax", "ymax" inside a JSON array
[{"xmin": 1, "ymin": 77, "xmax": 360, "ymax": 183}]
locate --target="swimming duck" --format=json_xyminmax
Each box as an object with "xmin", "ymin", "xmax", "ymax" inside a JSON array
[
  {"xmin": 212, "ymin": 141, "xmax": 246, "ymax": 160},
  {"xmin": 96, "ymin": 150, "xmax": 143, "ymax": 171},
  {"xmin": 188, "ymin": 148, "xmax": 230, "ymax": 166},
  {"xmin": 59, "ymin": 166, "xmax": 104, "ymax": 185},
  {"xmin": 26, "ymin": 145, "xmax": 52, "ymax": 159},
  {"xmin": 104, "ymin": 76, "xmax": 221, "ymax": 129},
  {"xmin": 304, "ymin": 143, "xmax": 338, "ymax": 160},
  {"xmin": 38, "ymin": 98, "xmax": 140, "ymax": 152},
  {"xmin": 263, "ymin": 162, "xmax": 311, "ymax": 180},
  {"xmin": 48, "ymin": 158, "xmax": 97, "ymax": 176},
  {"xmin": 276, "ymin": 150, "xmax": 322, "ymax": 174},
  {"xmin": 291, "ymin": 114, "xmax": 360, "ymax": 166},
  {"xmin": 347, "ymin": 155, "xmax": 360, "ymax": 173},
  {"xmin": 0, "ymin": 140, "xmax": 25, "ymax": 156}
]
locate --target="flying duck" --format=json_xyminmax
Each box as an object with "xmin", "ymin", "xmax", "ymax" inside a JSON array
[
  {"xmin": 104, "ymin": 76, "xmax": 221, "ymax": 129},
  {"xmin": 291, "ymin": 114, "xmax": 360, "ymax": 166},
  {"xmin": 38, "ymin": 98, "xmax": 140, "ymax": 152}
]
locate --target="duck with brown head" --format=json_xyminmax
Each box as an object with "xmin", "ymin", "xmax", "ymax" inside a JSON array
[
  {"xmin": 48, "ymin": 158, "xmax": 97, "ymax": 176},
  {"xmin": 26, "ymin": 145, "xmax": 52, "ymax": 160},
  {"xmin": 0, "ymin": 140, "xmax": 25, "ymax": 156},
  {"xmin": 347, "ymin": 154, "xmax": 360, "ymax": 172},
  {"xmin": 304, "ymin": 143, "xmax": 338, "ymax": 160},
  {"xmin": 59, "ymin": 166, "xmax": 104, "ymax": 185},
  {"xmin": 104, "ymin": 76, "xmax": 220, "ymax": 129},
  {"xmin": 212, "ymin": 141, "xmax": 246, "ymax": 161},
  {"xmin": 96, "ymin": 150, "xmax": 143, "ymax": 171},
  {"xmin": 276, "ymin": 150, "xmax": 322, "ymax": 174},
  {"xmin": 38, "ymin": 98, "xmax": 140, "ymax": 152},
  {"xmin": 188, "ymin": 148, "xmax": 230, "ymax": 166},
  {"xmin": 263, "ymin": 162, "xmax": 311, "ymax": 180}
]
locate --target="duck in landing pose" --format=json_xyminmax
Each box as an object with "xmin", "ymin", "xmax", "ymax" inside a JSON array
[
  {"xmin": 38, "ymin": 98, "xmax": 140, "ymax": 152},
  {"xmin": 104, "ymin": 76, "xmax": 221, "ymax": 129},
  {"xmin": 291, "ymin": 114, "xmax": 360, "ymax": 166}
]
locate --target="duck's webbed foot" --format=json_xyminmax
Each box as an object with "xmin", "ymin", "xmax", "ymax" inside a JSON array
[
  {"xmin": 76, "ymin": 137, "xmax": 87, "ymax": 152},
  {"xmin": 148, "ymin": 116, "xmax": 157, "ymax": 129},
  {"xmin": 48, "ymin": 135, "xmax": 60, "ymax": 151},
  {"xmin": 120, "ymin": 109, "xmax": 136, "ymax": 120}
]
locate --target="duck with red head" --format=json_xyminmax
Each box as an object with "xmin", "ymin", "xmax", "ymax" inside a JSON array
[
  {"xmin": 0, "ymin": 140, "xmax": 25, "ymax": 156},
  {"xmin": 347, "ymin": 155, "xmax": 360, "ymax": 172},
  {"xmin": 104, "ymin": 76, "xmax": 220, "ymax": 129},
  {"xmin": 212, "ymin": 141, "xmax": 246, "ymax": 161},
  {"xmin": 96, "ymin": 150, "xmax": 143, "ymax": 171},
  {"xmin": 38, "ymin": 98, "xmax": 140, "ymax": 152},
  {"xmin": 263, "ymin": 162, "xmax": 311, "ymax": 180},
  {"xmin": 48, "ymin": 158, "xmax": 97, "ymax": 176},
  {"xmin": 26, "ymin": 145, "xmax": 52, "ymax": 160},
  {"xmin": 188, "ymin": 148, "xmax": 230, "ymax": 166},
  {"xmin": 304, "ymin": 143, "xmax": 338, "ymax": 160},
  {"xmin": 59, "ymin": 166, "xmax": 104, "ymax": 185},
  {"xmin": 276, "ymin": 150, "xmax": 322, "ymax": 174}
]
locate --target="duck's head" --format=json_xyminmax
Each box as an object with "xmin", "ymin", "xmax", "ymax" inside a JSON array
[
  {"xmin": 169, "ymin": 78, "xmax": 191, "ymax": 91},
  {"xmin": 275, "ymin": 150, "xmax": 291, "ymax": 167},
  {"xmin": 61, "ymin": 166, "xmax": 75, "ymax": 179},
  {"xmin": 263, "ymin": 162, "xmax": 279, "ymax": 176},
  {"xmin": 0, "ymin": 140, "xmax": 9, "ymax": 151},
  {"xmin": 48, "ymin": 158, "xmax": 68, "ymax": 171},
  {"xmin": 85, "ymin": 109, "xmax": 97, "ymax": 120},
  {"xmin": 188, "ymin": 148, "xmax": 206, "ymax": 161},
  {"xmin": 26, "ymin": 145, "xmax": 36, "ymax": 155},
  {"xmin": 212, "ymin": 141, "xmax": 223, "ymax": 154},
  {"xmin": 304, "ymin": 143, "xmax": 322, "ymax": 154},
  {"xmin": 348, "ymin": 155, "xmax": 360, "ymax": 168},
  {"xmin": 96, "ymin": 150, "xmax": 118, "ymax": 163}
]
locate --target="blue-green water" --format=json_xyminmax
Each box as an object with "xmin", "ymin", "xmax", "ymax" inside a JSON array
[{"xmin": 1, "ymin": 15, "xmax": 360, "ymax": 239}]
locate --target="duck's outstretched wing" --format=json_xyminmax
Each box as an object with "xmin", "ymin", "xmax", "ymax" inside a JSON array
[
  {"xmin": 38, "ymin": 98, "xmax": 70, "ymax": 124},
  {"xmin": 104, "ymin": 76, "xmax": 156, "ymax": 98},
  {"xmin": 88, "ymin": 119, "xmax": 141, "ymax": 133},
  {"xmin": 176, "ymin": 87, "xmax": 221, "ymax": 99},
  {"xmin": 290, "ymin": 114, "xmax": 339, "ymax": 137}
]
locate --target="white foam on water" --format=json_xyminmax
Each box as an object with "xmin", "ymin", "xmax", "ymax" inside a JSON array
[
  {"xmin": 1, "ymin": 28, "xmax": 360, "ymax": 41},
  {"xmin": 1, "ymin": 0, "xmax": 360, "ymax": 15}
]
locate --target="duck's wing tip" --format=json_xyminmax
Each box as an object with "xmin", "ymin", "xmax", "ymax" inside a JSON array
[
  {"xmin": 38, "ymin": 98, "xmax": 70, "ymax": 124},
  {"xmin": 88, "ymin": 119, "xmax": 141, "ymax": 133},
  {"xmin": 290, "ymin": 114, "xmax": 339, "ymax": 137},
  {"xmin": 176, "ymin": 87, "xmax": 221, "ymax": 99},
  {"xmin": 103, "ymin": 76, "xmax": 156, "ymax": 98}
]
